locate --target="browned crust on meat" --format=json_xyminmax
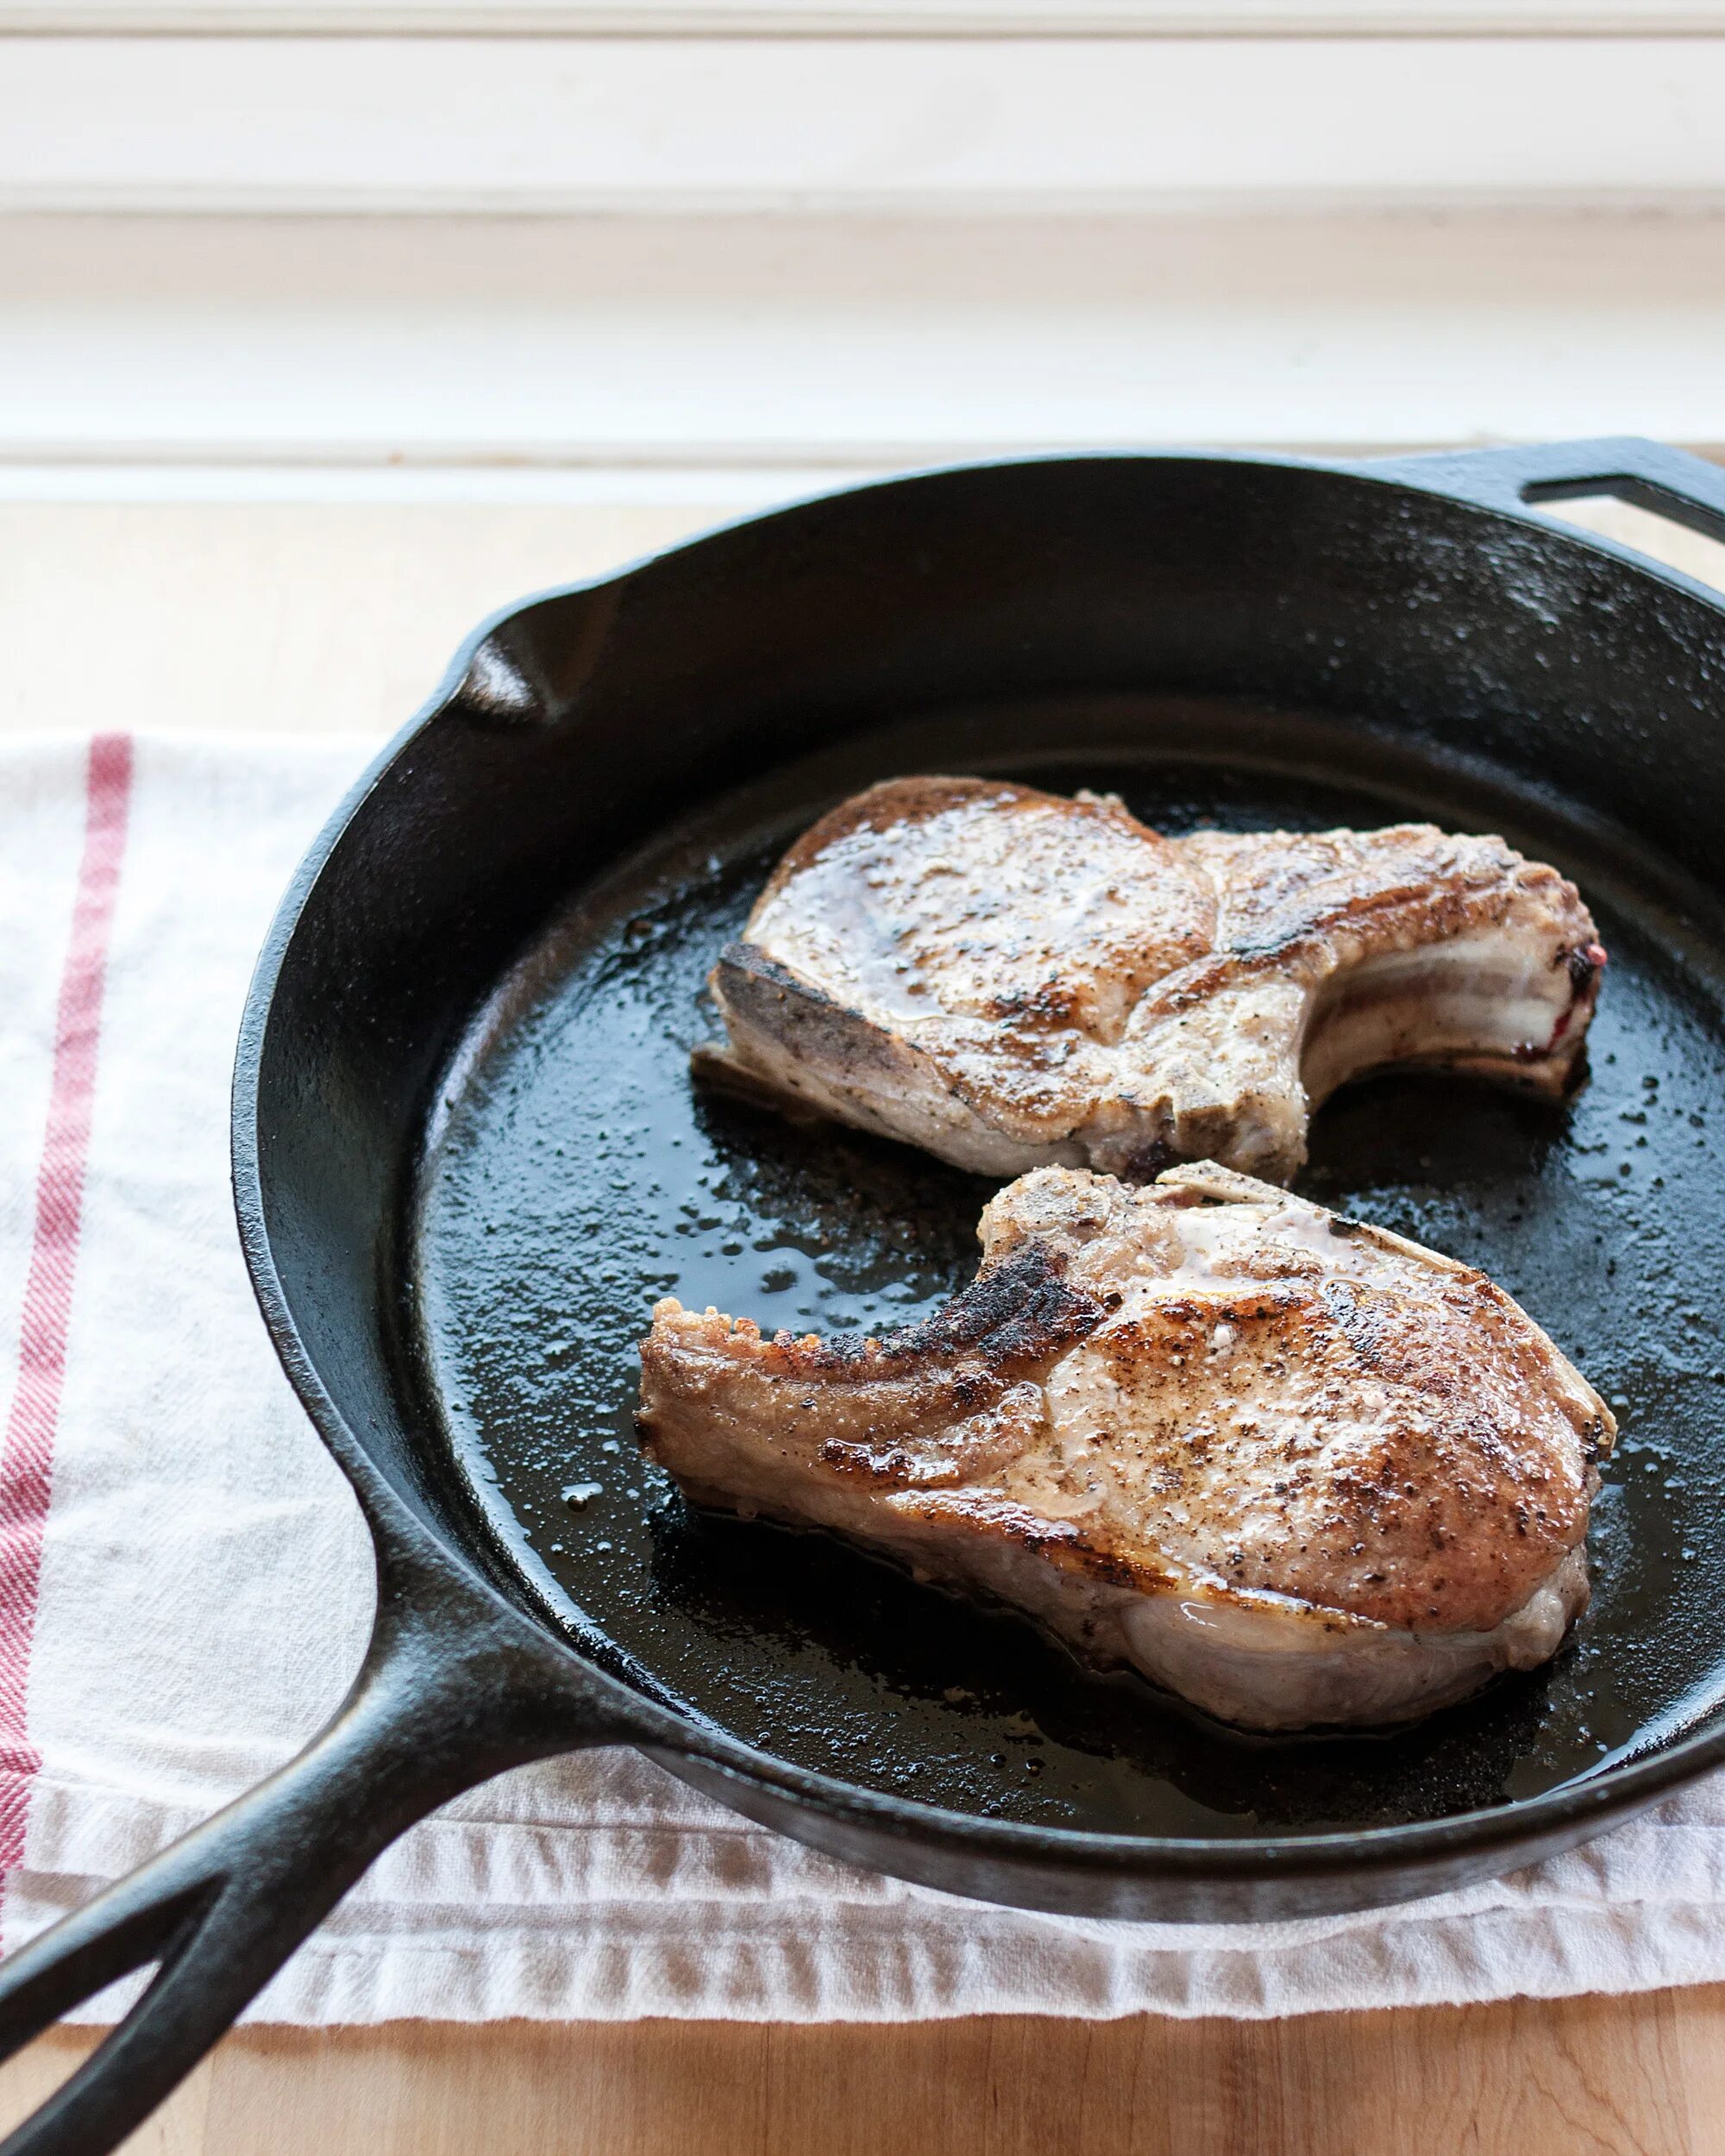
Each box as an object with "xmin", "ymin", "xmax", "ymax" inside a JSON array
[
  {"xmin": 638, "ymin": 1239, "xmax": 1106, "ymax": 1486},
  {"xmin": 1065, "ymin": 1269, "xmax": 1600, "ymax": 1632},
  {"xmin": 756, "ymin": 776, "xmax": 1170, "ymax": 909},
  {"xmin": 1142, "ymin": 825, "xmax": 1599, "ymax": 1017},
  {"xmin": 638, "ymin": 1165, "xmax": 1612, "ymax": 1647},
  {"xmin": 756, "ymin": 1239, "xmax": 1105, "ymax": 1384},
  {"xmin": 703, "ymin": 780, "xmax": 1606, "ymax": 1185}
]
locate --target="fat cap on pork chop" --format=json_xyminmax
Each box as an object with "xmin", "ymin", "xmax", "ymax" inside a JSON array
[
  {"xmin": 637, "ymin": 1163, "xmax": 1613, "ymax": 1731},
  {"xmin": 701, "ymin": 778, "xmax": 1606, "ymax": 1185}
]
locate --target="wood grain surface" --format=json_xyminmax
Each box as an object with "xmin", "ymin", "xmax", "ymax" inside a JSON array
[
  {"xmin": 4, "ymin": 482, "xmax": 1723, "ymax": 2155},
  {"xmin": 9, "ymin": 1993, "xmax": 1725, "ymax": 2156}
]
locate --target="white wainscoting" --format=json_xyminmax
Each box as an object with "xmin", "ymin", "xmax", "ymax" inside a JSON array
[
  {"xmin": 4, "ymin": 3, "xmax": 1724, "ymax": 34},
  {"xmin": 4, "ymin": 35, "xmax": 1725, "ymax": 214},
  {"xmin": 2, "ymin": 210, "xmax": 1722, "ymax": 495},
  {"xmin": 3, "ymin": 12, "xmax": 1723, "ymax": 494}
]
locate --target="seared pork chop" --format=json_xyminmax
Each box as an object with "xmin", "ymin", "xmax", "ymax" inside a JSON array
[
  {"xmin": 703, "ymin": 779, "xmax": 1606, "ymax": 1184},
  {"xmin": 638, "ymin": 1164, "xmax": 1612, "ymax": 1730}
]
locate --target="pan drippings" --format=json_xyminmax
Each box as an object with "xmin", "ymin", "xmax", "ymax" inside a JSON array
[{"xmin": 412, "ymin": 718, "xmax": 1725, "ymax": 1839}]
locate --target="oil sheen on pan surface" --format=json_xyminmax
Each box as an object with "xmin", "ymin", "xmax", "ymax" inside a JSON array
[{"xmin": 409, "ymin": 700, "xmax": 1725, "ymax": 1840}]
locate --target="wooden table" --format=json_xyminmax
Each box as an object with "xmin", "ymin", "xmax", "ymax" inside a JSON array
[{"xmin": 5, "ymin": 491, "xmax": 1725, "ymax": 2156}]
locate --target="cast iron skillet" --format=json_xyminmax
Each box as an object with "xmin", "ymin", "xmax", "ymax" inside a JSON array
[{"xmin": 7, "ymin": 438, "xmax": 1725, "ymax": 2154}]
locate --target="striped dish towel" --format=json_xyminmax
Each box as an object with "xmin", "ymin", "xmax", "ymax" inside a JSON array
[{"xmin": 4, "ymin": 729, "xmax": 1725, "ymax": 2027}]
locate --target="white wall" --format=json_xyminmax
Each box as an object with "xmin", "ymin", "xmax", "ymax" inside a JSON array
[{"xmin": 3, "ymin": 16, "xmax": 1722, "ymax": 492}]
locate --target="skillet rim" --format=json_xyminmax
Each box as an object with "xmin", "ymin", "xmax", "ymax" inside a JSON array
[{"xmin": 231, "ymin": 442, "xmax": 1725, "ymax": 1882}]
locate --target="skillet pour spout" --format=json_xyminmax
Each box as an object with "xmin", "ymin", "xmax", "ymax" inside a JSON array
[{"xmin": 7, "ymin": 437, "xmax": 1725, "ymax": 2156}]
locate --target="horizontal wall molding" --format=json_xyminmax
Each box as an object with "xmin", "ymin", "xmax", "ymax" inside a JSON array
[
  {"xmin": 6, "ymin": 210, "xmax": 1725, "ymax": 475},
  {"xmin": 7, "ymin": 35, "xmax": 1725, "ymax": 213},
  {"xmin": 9, "ymin": 4, "xmax": 1725, "ymax": 33}
]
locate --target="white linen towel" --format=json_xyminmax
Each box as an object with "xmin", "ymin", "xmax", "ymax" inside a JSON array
[{"xmin": 4, "ymin": 730, "xmax": 1725, "ymax": 2027}]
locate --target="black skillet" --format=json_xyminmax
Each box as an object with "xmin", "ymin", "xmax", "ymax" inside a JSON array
[{"xmin": 8, "ymin": 437, "xmax": 1725, "ymax": 2154}]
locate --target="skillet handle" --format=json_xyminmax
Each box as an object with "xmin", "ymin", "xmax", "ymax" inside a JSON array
[
  {"xmin": 0, "ymin": 1540, "xmax": 639, "ymax": 2156},
  {"xmin": 1355, "ymin": 436, "xmax": 1725, "ymax": 550}
]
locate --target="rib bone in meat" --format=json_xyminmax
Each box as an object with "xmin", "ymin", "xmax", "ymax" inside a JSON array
[
  {"xmin": 638, "ymin": 1164, "xmax": 1612, "ymax": 1730},
  {"xmin": 703, "ymin": 779, "xmax": 1606, "ymax": 1183}
]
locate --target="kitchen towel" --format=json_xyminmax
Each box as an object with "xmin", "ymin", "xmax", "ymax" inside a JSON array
[{"xmin": 5, "ymin": 728, "xmax": 1725, "ymax": 2028}]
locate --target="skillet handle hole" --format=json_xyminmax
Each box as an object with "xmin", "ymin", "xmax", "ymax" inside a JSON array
[{"xmin": 1527, "ymin": 483, "xmax": 1725, "ymax": 593}]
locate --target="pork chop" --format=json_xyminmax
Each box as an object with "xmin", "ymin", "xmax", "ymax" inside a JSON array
[
  {"xmin": 702, "ymin": 778, "xmax": 1606, "ymax": 1184},
  {"xmin": 637, "ymin": 1164, "xmax": 1612, "ymax": 1730}
]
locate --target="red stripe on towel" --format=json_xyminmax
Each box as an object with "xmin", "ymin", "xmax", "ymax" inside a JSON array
[{"xmin": 0, "ymin": 735, "xmax": 134, "ymax": 1875}]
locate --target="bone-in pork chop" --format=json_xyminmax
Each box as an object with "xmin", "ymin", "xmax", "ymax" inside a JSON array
[
  {"xmin": 637, "ymin": 1164, "xmax": 1612, "ymax": 1730},
  {"xmin": 702, "ymin": 779, "xmax": 1606, "ymax": 1183}
]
